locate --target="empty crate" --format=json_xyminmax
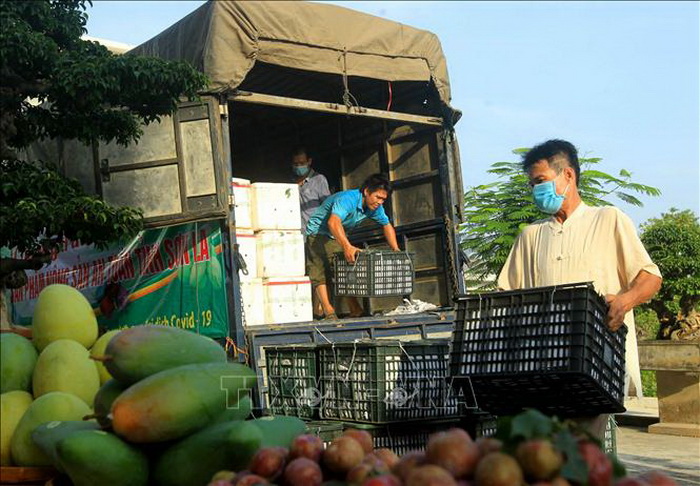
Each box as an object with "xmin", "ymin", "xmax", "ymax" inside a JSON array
[
  {"xmin": 266, "ymin": 345, "xmax": 319, "ymax": 419},
  {"xmin": 319, "ymin": 340, "xmax": 461, "ymax": 423},
  {"xmin": 305, "ymin": 420, "xmax": 344, "ymax": 447},
  {"xmin": 450, "ymin": 282, "xmax": 626, "ymax": 417},
  {"xmin": 333, "ymin": 250, "xmax": 414, "ymax": 297}
]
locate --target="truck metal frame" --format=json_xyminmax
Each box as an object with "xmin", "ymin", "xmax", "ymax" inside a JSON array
[{"xmin": 40, "ymin": 1, "xmax": 467, "ymax": 412}]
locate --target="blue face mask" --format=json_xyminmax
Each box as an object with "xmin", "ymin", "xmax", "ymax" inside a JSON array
[
  {"xmin": 532, "ymin": 178, "xmax": 569, "ymax": 214},
  {"xmin": 293, "ymin": 165, "xmax": 310, "ymax": 177}
]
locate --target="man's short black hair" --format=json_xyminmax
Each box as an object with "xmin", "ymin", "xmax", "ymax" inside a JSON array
[
  {"xmin": 360, "ymin": 173, "xmax": 392, "ymax": 196},
  {"xmin": 522, "ymin": 139, "xmax": 580, "ymax": 185},
  {"xmin": 291, "ymin": 146, "xmax": 309, "ymax": 158}
]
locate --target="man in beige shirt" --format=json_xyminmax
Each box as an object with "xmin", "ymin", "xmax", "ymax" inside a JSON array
[{"xmin": 497, "ymin": 139, "xmax": 662, "ymax": 437}]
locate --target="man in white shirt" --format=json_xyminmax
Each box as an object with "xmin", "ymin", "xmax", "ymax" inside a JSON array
[
  {"xmin": 497, "ymin": 139, "xmax": 662, "ymax": 438},
  {"xmin": 291, "ymin": 147, "xmax": 330, "ymax": 317},
  {"xmin": 291, "ymin": 147, "xmax": 331, "ymax": 231}
]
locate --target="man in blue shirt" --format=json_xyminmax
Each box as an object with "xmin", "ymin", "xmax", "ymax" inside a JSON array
[{"xmin": 305, "ymin": 173, "xmax": 400, "ymax": 319}]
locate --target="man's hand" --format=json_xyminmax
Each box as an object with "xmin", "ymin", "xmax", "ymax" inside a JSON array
[
  {"xmin": 344, "ymin": 245, "xmax": 361, "ymax": 263},
  {"xmin": 605, "ymin": 293, "xmax": 632, "ymax": 331}
]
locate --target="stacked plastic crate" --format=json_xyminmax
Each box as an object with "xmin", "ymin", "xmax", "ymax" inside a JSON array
[{"xmin": 265, "ymin": 339, "xmax": 466, "ymax": 454}]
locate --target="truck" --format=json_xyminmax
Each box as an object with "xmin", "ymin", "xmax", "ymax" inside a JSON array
[{"xmin": 17, "ymin": 0, "xmax": 466, "ymax": 411}]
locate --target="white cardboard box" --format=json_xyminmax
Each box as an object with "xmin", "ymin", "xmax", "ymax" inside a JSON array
[
  {"xmin": 256, "ymin": 230, "xmax": 305, "ymax": 278},
  {"xmin": 251, "ymin": 182, "xmax": 302, "ymax": 231},
  {"xmin": 263, "ymin": 276, "xmax": 313, "ymax": 324},
  {"xmin": 235, "ymin": 229, "xmax": 257, "ymax": 280},
  {"xmin": 240, "ymin": 278, "xmax": 265, "ymax": 326},
  {"xmin": 230, "ymin": 177, "xmax": 253, "ymax": 229}
]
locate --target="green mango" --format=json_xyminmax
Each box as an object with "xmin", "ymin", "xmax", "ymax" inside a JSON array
[
  {"xmin": 111, "ymin": 362, "xmax": 256, "ymax": 443},
  {"xmin": 31, "ymin": 420, "xmax": 100, "ymax": 472},
  {"xmin": 0, "ymin": 333, "xmax": 38, "ymax": 393},
  {"xmin": 32, "ymin": 339, "xmax": 100, "ymax": 406},
  {"xmin": 211, "ymin": 394, "xmax": 253, "ymax": 424},
  {"xmin": 1, "ymin": 391, "xmax": 33, "ymax": 465},
  {"xmin": 249, "ymin": 415, "xmax": 307, "ymax": 448},
  {"xmin": 100, "ymin": 325, "xmax": 227, "ymax": 385},
  {"xmin": 10, "ymin": 391, "xmax": 91, "ymax": 466},
  {"xmin": 32, "ymin": 284, "xmax": 98, "ymax": 351},
  {"xmin": 152, "ymin": 420, "xmax": 262, "ymax": 486},
  {"xmin": 56, "ymin": 429, "xmax": 149, "ymax": 486},
  {"xmin": 92, "ymin": 379, "xmax": 127, "ymax": 428},
  {"xmin": 89, "ymin": 330, "xmax": 120, "ymax": 384}
]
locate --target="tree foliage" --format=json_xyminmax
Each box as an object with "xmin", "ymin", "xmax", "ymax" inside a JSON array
[
  {"xmin": 1, "ymin": 159, "xmax": 143, "ymax": 255},
  {"xmin": 639, "ymin": 208, "xmax": 700, "ymax": 339},
  {"xmin": 0, "ymin": 0, "xmax": 208, "ymax": 154},
  {"xmin": 460, "ymin": 149, "xmax": 661, "ymax": 289},
  {"xmin": 0, "ymin": 0, "xmax": 208, "ymax": 287}
]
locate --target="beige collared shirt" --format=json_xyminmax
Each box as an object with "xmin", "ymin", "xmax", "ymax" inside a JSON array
[{"xmin": 497, "ymin": 202, "xmax": 662, "ymax": 396}]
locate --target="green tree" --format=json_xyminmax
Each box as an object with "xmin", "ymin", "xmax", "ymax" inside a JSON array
[
  {"xmin": 639, "ymin": 208, "xmax": 700, "ymax": 340},
  {"xmin": 460, "ymin": 149, "xmax": 661, "ymax": 289},
  {"xmin": 0, "ymin": 0, "xmax": 208, "ymax": 288}
]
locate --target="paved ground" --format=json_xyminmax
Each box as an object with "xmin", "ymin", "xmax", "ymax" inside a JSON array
[
  {"xmin": 616, "ymin": 425, "xmax": 700, "ymax": 485},
  {"xmin": 615, "ymin": 398, "xmax": 700, "ymax": 486}
]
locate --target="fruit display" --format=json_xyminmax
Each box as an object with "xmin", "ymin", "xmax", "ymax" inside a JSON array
[
  {"xmin": 0, "ymin": 283, "xmax": 682, "ymax": 485},
  {"xmin": 203, "ymin": 410, "xmax": 679, "ymax": 486},
  {"xmin": 0, "ymin": 284, "xmax": 271, "ymax": 485}
]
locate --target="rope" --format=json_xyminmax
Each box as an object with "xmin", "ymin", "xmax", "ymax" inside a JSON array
[
  {"xmin": 444, "ymin": 215, "xmax": 461, "ymax": 298},
  {"xmin": 314, "ymin": 327, "xmax": 333, "ymax": 344},
  {"xmin": 387, "ymin": 81, "xmax": 393, "ymax": 111},
  {"xmin": 340, "ymin": 48, "xmax": 360, "ymax": 109},
  {"xmin": 344, "ymin": 341, "xmax": 358, "ymax": 382},
  {"xmin": 225, "ymin": 337, "xmax": 248, "ymax": 358}
]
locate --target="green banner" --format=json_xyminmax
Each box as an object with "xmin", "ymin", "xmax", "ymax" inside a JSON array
[{"xmin": 10, "ymin": 221, "xmax": 230, "ymax": 339}]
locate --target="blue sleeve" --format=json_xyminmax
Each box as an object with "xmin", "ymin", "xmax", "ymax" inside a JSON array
[
  {"xmin": 330, "ymin": 192, "xmax": 356, "ymax": 220},
  {"xmin": 370, "ymin": 206, "xmax": 390, "ymax": 226}
]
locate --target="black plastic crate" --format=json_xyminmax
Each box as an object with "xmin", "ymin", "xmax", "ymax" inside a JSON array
[
  {"xmin": 344, "ymin": 420, "xmax": 462, "ymax": 456},
  {"xmin": 318, "ymin": 340, "xmax": 461, "ymax": 423},
  {"xmin": 450, "ymin": 282, "xmax": 627, "ymax": 417},
  {"xmin": 459, "ymin": 410, "xmax": 498, "ymax": 439},
  {"xmin": 333, "ymin": 250, "xmax": 414, "ymax": 297},
  {"xmin": 305, "ymin": 420, "xmax": 344, "ymax": 447},
  {"xmin": 265, "ymin": 345, "xmax": 319, "ymax": 419}
]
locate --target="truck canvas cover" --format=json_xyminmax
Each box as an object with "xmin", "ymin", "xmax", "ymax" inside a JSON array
[{"xmin": 128, "ymin": 0, "xmax": 456, "ymax": 117}]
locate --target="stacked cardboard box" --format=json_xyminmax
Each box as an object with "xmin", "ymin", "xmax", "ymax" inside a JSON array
[{"xmin": 231, "ymin": 179, "xmax": 312, "ymax": 326}]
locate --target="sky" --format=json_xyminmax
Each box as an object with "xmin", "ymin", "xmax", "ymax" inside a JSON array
[{"xmin": 84, "ymin": 1, "xmax": 700, "ymax": 228}]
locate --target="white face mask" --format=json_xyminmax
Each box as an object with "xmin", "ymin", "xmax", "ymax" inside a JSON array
[{"xmin": 293, "ymin": 165, "xmax": 311, "ymax": 177}]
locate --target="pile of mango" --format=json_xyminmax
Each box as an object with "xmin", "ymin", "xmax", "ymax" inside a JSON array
[{"xmin": 1, "ymin": 284, "xmax": 305, "ymax": 486}]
